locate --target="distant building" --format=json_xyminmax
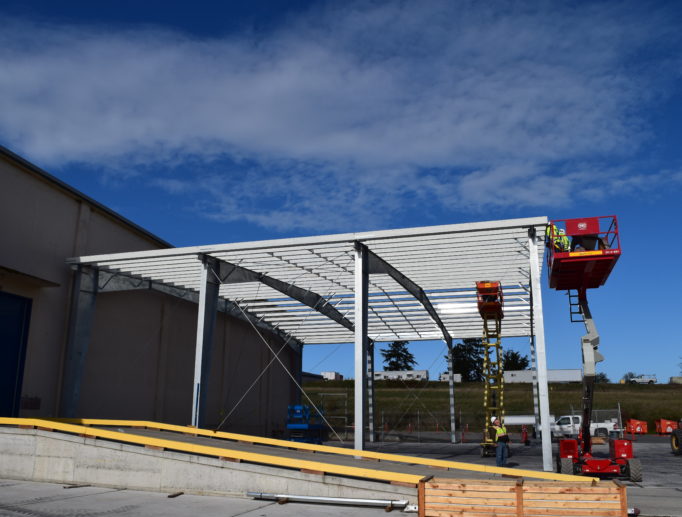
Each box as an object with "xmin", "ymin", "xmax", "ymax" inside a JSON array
[
  {"xmin": 438, "ymin": 372, "xmax": 463, "ymax": 382},
  {"xmin": 321, "ymin": 371, "xmax": 343, "ymax": 381},
  {"xmin": 374, "ymin": 370, "xmax": 429, "ymax": 381},
  {"xmin": 504, "ymin": 369, "xmax": 581, "ymax": 383},
  {"xmin": 301, "ymin": 371, "xmax": 324, "ymax": 383}
]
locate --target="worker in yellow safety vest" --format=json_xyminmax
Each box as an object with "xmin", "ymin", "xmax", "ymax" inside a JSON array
[
  {"xmin": 545, "ymin": 224, "xmax": 569, "ymax": 252},
  {"xmin": 491, "ymin": 417, "xmax": 510, "ymax": 467}
]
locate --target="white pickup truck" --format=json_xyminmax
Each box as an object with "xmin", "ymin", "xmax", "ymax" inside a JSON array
[
  {"xmin": 551, "ymin": 415, "xmax": 617, "ymax": 438},
  {"xmin": 629, "ymin": 374, "xmax": 657, "ymax": 384}
]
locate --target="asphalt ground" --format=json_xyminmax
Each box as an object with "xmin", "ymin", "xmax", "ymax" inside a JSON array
[
  {"xmin": 1, "ymin": 430, "xmax": 679, "ymax": 516},
  {"xmin": 0, "ymin": 479, "xmax": 387, "ymax": 517}
]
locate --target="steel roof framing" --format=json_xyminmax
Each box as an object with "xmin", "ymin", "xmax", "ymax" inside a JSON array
[{"xmin": 68, "ymin": 217, "xmax": 547, "ymax": 345}]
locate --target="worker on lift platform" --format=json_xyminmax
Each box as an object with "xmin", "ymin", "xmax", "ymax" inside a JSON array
[{"xmin": 545, "ymin": 223, "xmax": 569, "ymax": 252}]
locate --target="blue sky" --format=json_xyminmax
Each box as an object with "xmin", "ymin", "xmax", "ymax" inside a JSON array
[{"xmin": 1, "ymin": 1, "xmax": 681, "ymax": 383}]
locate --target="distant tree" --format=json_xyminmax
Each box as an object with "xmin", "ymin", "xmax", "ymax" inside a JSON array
[
  {"xmin": 503, "ymin": 350, "xmax": 530, "ymax": 370},
  {"xmin": 380, "ymin": 341, "xmax": 416, "ymax": 371},
  {"xmin": 621, "ymin": 372, "xmax": 637, "ymax": 382},
  {"xmin": 595, "ymin": 372, "xmax": 610, "ymax": 383},
  {"xmin": 446, "ymin": 338, "xmax": 484, "ymax": 381}
]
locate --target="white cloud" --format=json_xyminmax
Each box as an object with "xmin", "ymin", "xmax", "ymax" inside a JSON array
[{"xmin": 0, "ymin": 1, "xmax": 679, "ymax": 230}]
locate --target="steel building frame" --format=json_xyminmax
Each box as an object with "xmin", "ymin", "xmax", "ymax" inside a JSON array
[{"xmin": 63, "ymin": 216, "xmax": 554, "ymax": 471}]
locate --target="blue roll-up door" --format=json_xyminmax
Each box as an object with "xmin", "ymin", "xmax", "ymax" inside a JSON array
[{"xmin": 0, "ymin": 291, "xmax": 32, "ymax": 416}]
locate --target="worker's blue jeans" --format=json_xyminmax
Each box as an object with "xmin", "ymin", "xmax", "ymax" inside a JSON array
[{"xmin": 496, "ymin": 442, "xmax": 508, "ymax": 467}]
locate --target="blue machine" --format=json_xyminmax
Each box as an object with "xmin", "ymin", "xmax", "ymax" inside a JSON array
[{"xmin": 286, "ymin": 404, "xmax": 326, "ymax": 444}]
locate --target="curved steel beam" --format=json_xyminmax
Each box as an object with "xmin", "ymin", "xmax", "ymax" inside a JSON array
[{"xmin": 212, "ymin": 257, "xmax": 355, "ymax": 333}]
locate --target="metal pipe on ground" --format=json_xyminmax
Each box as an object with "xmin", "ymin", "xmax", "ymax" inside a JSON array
[{"xmin": 247, "ymin": 492, "xmax": 409, "ymax": 509}]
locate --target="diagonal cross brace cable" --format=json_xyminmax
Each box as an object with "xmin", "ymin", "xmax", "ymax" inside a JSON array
[
  {"xmin": 212, "ymin": 254, "xmax": 355, "ymax": 439},
  {"xmin": 232, "ymin": 301, "xmax": 345, "ymax": 444}
]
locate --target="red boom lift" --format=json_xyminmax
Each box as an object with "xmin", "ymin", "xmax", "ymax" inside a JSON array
[{"xmin": 547, "ymin": 216, "xmax": 641, "ymax": 481}]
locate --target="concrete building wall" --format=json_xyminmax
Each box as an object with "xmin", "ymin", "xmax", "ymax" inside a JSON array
[{"xmin": 0, "ymin": 148, "xmax": 297, "ymax": 435}]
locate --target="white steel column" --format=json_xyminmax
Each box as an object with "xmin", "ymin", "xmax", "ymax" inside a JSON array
[
  {"xmin": 529, "ymin": 334, "xmax": 541, "ymax": 436},
  {"xmin": 447, "ymin": 343, "xmax": 457, "ymax": 443},
  {"xmin": 354, "ymin": 242, "xmax": 369, "ymax": 451},
  {"xmin": 528, "ymin": 229, "xmax": 553, "ymax": 471},
  {"xmin": 367, "ymin": 340, "xmax": 375, "ymax": 443},
  {"xmin": 191, "ymin": 256, "xmax": 220, "ymax": 428}
]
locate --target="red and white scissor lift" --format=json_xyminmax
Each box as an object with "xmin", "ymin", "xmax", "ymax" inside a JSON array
[
  {"xmin": 547, "ymin": 216, "xmax": 641, "ymax": 481},
  {"xmin": 476, "ymin": 281, "xmax": 505, "ymax": 456}
]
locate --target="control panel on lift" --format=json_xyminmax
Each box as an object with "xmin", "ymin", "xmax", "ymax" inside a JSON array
[{"xmin": 546, "ymin": 215, "xmax": 621, "ymax": 292}]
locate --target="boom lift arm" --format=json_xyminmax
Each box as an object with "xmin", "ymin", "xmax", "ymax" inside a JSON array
[{"xmin": 577, "ymin": 288, "xmax": 604, "ymax": 456}]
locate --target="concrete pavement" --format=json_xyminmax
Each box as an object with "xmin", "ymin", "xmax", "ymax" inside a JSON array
[{"xmin": 0, "ymin": 478, "xmax": 391, "ymax": 517}]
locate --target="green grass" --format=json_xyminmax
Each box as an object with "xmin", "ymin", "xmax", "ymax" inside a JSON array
[{"xmin": 303, "ymin": 380, "xmax": 682, "ymax": 432}]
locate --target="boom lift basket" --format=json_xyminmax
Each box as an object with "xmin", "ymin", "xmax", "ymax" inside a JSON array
[{"xmin": 546, "ymin": 215, "xmax": 621, "ymax": 291}]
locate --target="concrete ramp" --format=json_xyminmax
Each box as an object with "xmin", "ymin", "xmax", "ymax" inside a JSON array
[
  {"xmin": 0, "ymin": 418, "xmax": 594, "ymax": 506},
  {"xmin": 0, "ymin": 425, "xmax": 416, "ymax": 502}
]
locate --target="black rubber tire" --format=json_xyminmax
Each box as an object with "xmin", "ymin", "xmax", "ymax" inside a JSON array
[
  {"xmin": 627, "ymin": 458, "xmax": 642, "ymax": 482},
  {"xmin": 672, "ymin": 430, "xmax": 682, "ymax": 455},
  {"xmin": 480, "ymin": 446, "xmax": 486, "ymax": 458},
  {"xmin": 560, "ymin": 458, "xmax": 574, "ymax": 475},
  {"xmin": 648, "ymin": 380, "xmax": 655, "ymax": 384}
]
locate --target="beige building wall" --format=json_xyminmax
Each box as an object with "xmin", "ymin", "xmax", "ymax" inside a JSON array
[{"xmin": 0, "ymin": 148, "xmax": 298, "ymax": 435}]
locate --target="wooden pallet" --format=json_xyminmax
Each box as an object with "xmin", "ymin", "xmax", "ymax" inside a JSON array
[{"xmin": 418, "ymin": 477, "xmax": 627, "ymax": 517}]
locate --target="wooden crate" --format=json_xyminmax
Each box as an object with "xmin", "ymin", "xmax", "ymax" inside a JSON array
[{"xmin": 418, "ymin": 477, "xmax": 627, "ymax": 517}]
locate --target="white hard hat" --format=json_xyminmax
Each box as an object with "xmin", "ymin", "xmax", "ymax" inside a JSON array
[{"xmin": 491, "ymin": 416, "xmax": 498, "ymax": 423}]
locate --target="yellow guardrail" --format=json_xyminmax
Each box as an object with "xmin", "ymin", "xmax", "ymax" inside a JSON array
[
  {"xmin": 0, "ymin": 417, "xmax": 422, "ymax": 485},
  {"xmin": 47, "ymin": 417, "xmax": 594, "ymax": 483}
]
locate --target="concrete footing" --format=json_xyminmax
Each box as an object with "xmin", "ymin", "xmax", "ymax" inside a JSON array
[{"xmin": 0, "ymin": 427, "xmax": 415, "ymax": 502}]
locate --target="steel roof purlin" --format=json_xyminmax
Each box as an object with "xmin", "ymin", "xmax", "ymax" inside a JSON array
[{"xmin": 68, "ymin": 217, "xmax": 548, "ymax": 345}]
